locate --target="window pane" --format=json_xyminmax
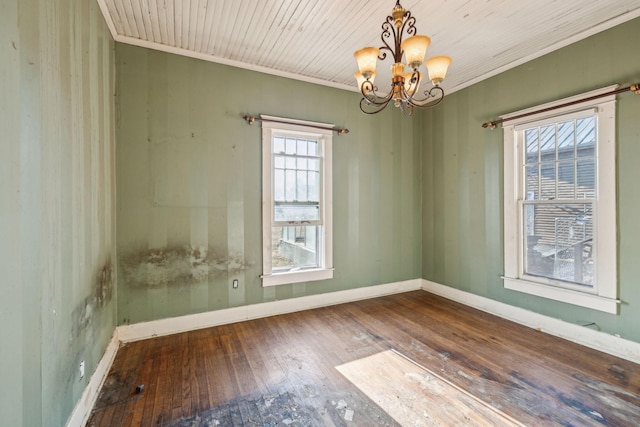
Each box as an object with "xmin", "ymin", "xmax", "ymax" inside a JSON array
[
  {"xmin": 576, "ymin": 117, "xmax": 596, "ymax": 156},
  {"xmin": 272, "ymin": 225, "xmax": 320, "ymax": 272},
  {"xmin": 540, "ymin": 162, "xmax": 556, "ymax": 200},
  {"xmin": 297, "ymin": 139, "xmax": 308, "ymax": 156},
  {"xmin": 577, "ymin": 160, "xmax": 596, "ymax": 198},
  {"xmin": 285, "ymin": 170, "xmax": 296, "ymax": 201},
  {"xmin": 297, "ymin": 157, "xmax": 307, "ymax": 170},
  {"xmin": 308, "ymin": 171, "xmax": 319, "ymax": 202},
  {"xmin": 525, "ymin": 129, "xmax": 539, "ymax": 164},
  {"xmin": 557, "ymin": 161, "xmax": 575, "ymax": 199},
  {"xmin": 274, "ymin": 169, "xmax": 285, "ymax": 201},
  {"xmin": 539, "ymin": 125, "xmax": 556, "ymax": 157},
  {"xmin": 308, "ymin": 141, "xmax": 318, "ymax": 156},
  {"xmin": 285, "ymin": 156, "xmax": 296, "ymax": 169},
  {"xmin": 524, "ymin": 201, "xmax": 535, "ymax": 236},
  {"xmin": 308, "ymin": 158, "xmax": 319, "ymax": 171},
  {"xmin": 274, "ymin": 155, "xmax": 285, "ymax": 169},
  {"xmin": 274, "ymin": 204, "xmax": 320, "ymax": 222},
  {"xmin": 274, "ymin": 137, "xmax": 285, "ymax": 154},
  {"xmin": 525, "ymin": 165, "xmax": 539, "ymax": 200},
  {"xmin": 285, "ymin": 138, "xmax": 296, "ymax": 154},
  {"xmin": 522, "ymin": 202, "xmax": 593, "ymax": 287},
  {"xmin": 296, "ymin": 171, "xmax": 307, "ymax": 201},
  {"xmin": 557, "ymin": 121, "xmax": 575, "ymax": 160}
]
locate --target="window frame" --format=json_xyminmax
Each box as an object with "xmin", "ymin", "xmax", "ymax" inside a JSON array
[
  {"xmin": 502, "ymin": 86, "xmax": 618, "ymax": 313},
  {"xmin": 261, "ymin": 115, "xmax": 333, "ymax": 287}
]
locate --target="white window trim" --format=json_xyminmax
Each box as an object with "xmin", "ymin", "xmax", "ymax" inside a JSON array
[
  {"xmin": 261, "ymin": 115, "xmax": 333, "ymax": 287},
  {"xmin": 502, "ymin": 86, "xmax": 618, "ymax": 313}
]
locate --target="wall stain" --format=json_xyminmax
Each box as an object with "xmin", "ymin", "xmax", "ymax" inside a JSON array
[
  {"xmin": 72, "ymin": 258, "xmax": 115, "ymax": 339},
  {"xmin": 96, "ymin": 260, "xmax": 114, "ymax": 308},
  {"xmin": 120, "ymin": 245, "xmax": 249, "ymax": 288}
]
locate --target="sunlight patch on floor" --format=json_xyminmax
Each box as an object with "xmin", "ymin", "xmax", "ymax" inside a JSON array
[{"xmin": 336, "ymin": 349, "xmax": 524, "ymax": 426}]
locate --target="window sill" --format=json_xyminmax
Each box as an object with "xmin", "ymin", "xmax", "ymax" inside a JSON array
[
  {"xmin": 503, "ymin": 276, "xmax": 618, "ymax": 314},
  {"xmin": 262, "ymin": 268, "xmax": 334, "ymax": 287}
]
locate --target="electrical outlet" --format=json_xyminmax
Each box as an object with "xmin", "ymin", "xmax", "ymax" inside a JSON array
[
  {"xmin": 232, "ymin": 279, "xmax": 239, "ymax": 289},
  {"xmin": 79, "ymin": 360, "xmax": 85, "ymax": 379}
]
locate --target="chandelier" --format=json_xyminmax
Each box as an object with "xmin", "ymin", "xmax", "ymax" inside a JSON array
[{"xmin": 354, "ymin": 0, "xmax": 452, "ymax": 116}]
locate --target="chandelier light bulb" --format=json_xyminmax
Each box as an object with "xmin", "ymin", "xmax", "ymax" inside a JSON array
[
  {"xmin": 425, "ymin": 56, "xmax": 452, "ymax": 86},
  {"xmin": 401, "ymin": 35, "xmax": 431, "ymax": 69},
  {"xmin": 354, "ymin": 47, "xmax": 380, "ymax": 79}
]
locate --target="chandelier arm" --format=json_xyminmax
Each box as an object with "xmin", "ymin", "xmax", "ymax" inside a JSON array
[
  {"xmin": 400, "ymin": 102, "xmax": 414, "ymax": 117},
  {"xmin": 403, "ymin": 70, "xmax": 421, "ymax": 99},
  {"xmin": 361, "ymin": 80, "xmax": 375, "ymax": 97},
  {"xmin": 399, "ymin": 13, "xmax": 417, "ymax": 40},
  {"xmin": 360, "ymin": 96, "xmax": 394, "ymax": 114},
  {"xmin": 406, "ymin": 86, "xmax": 446, "ymax": 108},
  {"xmin": 361, "ymin": 84, "xmax": 395, "ymax": 107},
  {"xmin": 378, "ymin": 18, "xmax": 396, "ymax": 61}
]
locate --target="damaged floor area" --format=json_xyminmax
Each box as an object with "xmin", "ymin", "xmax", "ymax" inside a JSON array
[
  {"xmin": 166, "ymin": 389, "xmax": 397, "ymax": 427},
  {"xmin": 87, "ymin": 291, "xmax": 640, "ymax": 426}
]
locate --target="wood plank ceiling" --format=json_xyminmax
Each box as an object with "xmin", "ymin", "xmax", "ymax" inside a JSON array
[{"xmin": 97, "ymin": 0, "xmax": 640, "ymax": 93}]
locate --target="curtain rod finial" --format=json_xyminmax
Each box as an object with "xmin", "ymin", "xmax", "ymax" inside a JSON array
[
  {"xmin": 482, "ymin": 121, "xmax": 497, "ymax": 129},
  {"xmin": 243, "ymin": 115, "xmax": 255, "ymax": 125}
]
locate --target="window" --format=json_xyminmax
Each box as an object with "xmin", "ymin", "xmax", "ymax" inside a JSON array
[
  {"xmin": 502, "ymin": 86, "xmax": 618, "ymax": 313},
  {"xmin": 261, "ymin": 116, "xmax": 333, "ymax": 286}
]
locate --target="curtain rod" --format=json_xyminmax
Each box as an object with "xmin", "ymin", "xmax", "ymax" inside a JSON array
[
  {"xmin": 243, "ymin": 115, "xmax": 349, "ymax": 135},
  {"xmin": 482, "ymin": 83, "xmax": 640, "ymax": 129}
]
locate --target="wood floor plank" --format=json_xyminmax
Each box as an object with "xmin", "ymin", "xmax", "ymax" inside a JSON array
[
  {"xmin": 87, "ymin": 291, "xmax": 640, "ymax": 426},
  {"xmin": 139, "ymin": 356, "xmax": 160, "ymax": 425},
  {"xmin": 179, "ymin": 344, "xmax": 193, "ymax": 418},
  {"xmin": 127, "ymin": 356, "xmax": 151, "ymax": 427}
]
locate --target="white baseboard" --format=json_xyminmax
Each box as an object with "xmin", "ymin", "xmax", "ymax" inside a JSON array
[
  {"xmin": 65, "ymin": 329, "xmax": 120, "ymax": 427},
  {"xmin": 422, "ymin": 279, "xmax": 640, "ymax": 364},
  {"xmin": 117, "ymin": 279, "xmax": 422, "ymax": 343}
]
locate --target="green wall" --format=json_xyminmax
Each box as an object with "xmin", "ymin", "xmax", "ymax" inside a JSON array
[
  {"xmin": 116, "ymin": 45, "xmax": 422, "ymax": 324},
  {"xmin": 422, "ymin": 17, "xmax": 640, "ymax": 343},
  {"xmin": 0, "ymin": 0, "xmax": 116, "ymax": 425}
]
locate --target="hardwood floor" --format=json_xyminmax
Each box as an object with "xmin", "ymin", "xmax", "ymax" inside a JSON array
[{"xmin": 87, "ymin": 291, "xmax": 640, "ymax": 426}]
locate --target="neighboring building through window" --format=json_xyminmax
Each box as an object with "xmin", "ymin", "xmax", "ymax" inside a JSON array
[
  {"xmin": 502, "ymin": 86, "xmax": 618, "ymax": 313},
  {"xmin": 261, "ymin": 116, "xmax": 333, "ymax": 286}
]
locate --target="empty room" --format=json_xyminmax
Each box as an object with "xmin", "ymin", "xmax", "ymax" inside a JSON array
[{"xmin": 2, "ymin": 0, "xmax": 640, "ymax": 426}]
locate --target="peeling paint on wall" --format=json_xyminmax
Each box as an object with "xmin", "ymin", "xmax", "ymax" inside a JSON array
[{"xmin": 120, "ymin": 245, "xmax": 249, "ymax": 288}]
